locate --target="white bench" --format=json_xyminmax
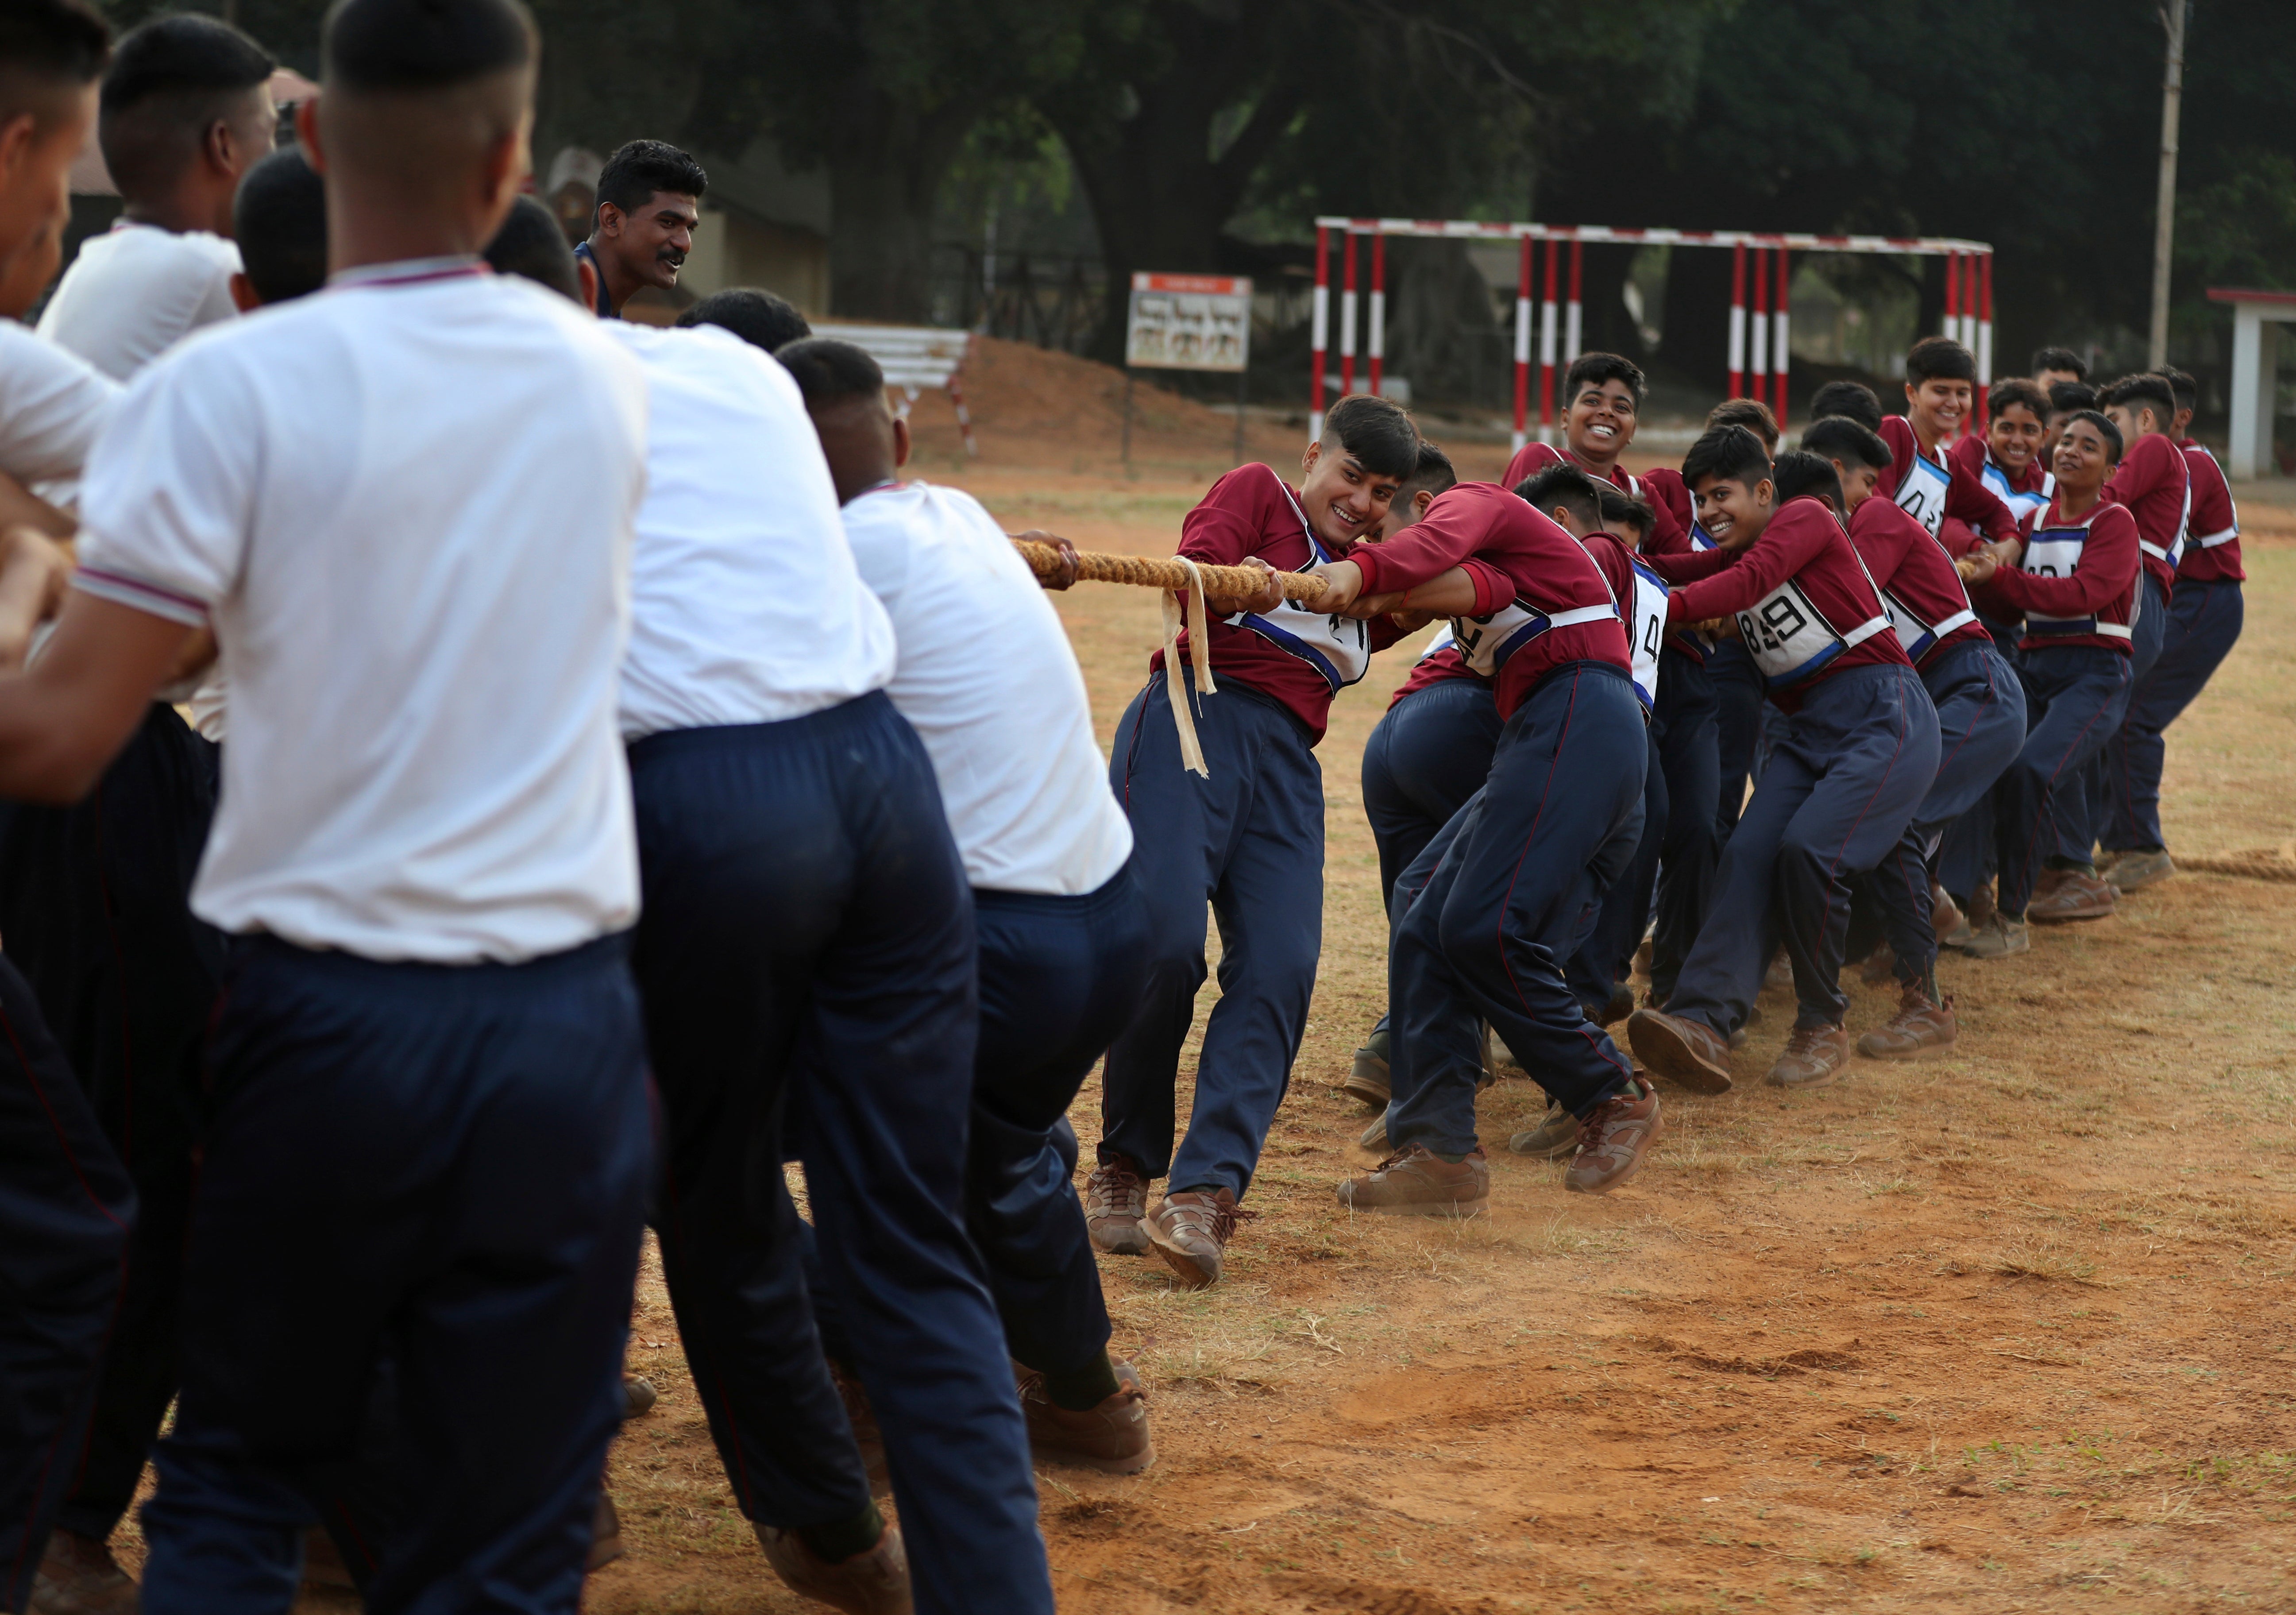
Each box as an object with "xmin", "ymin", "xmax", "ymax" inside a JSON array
[{"xmin": 812, "ymin": 323, "xmax": 978, "ymax": 456}]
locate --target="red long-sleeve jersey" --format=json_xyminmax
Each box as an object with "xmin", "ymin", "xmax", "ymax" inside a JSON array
[
  {"xmin": 1352, "ymin": 481, "xmax": 1633, "ymax": 720},
  {"xmin": 1847, "ymin": 495, "xmax": 1991, "ymax": 669},
  {"xmin": 1500, "ymin": 441, "xmax": 1689, "ymax": 550},
  {"xmin": 2176, "ymin": 439, "xmax": 2242, "ymax": 584},
  {"xmin": 1877, "ymin": 417, "xmax": 2018, "ymax": 549},
  {"xmin": 1663, "ymin": 496, "xmax": 1910, "ymax": 712},
  {"xmin": 1154, "ymin": 461, "xmax": 1406, "ymax": 743},
  {"xmin": 2101, "ymin": 430, "xmax": 2190, "ymax": 596},
  {"xmin": 1986, "ymin": 495, "xmax": 2140, "ymax": 656}
]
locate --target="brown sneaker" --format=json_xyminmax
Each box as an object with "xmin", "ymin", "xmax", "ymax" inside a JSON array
[
  {"xmin": 1625, "ymin": 1007, "xmax": 1733, "ymax": 1094},
  {"xmin": 1957, "ymin": 912, "xmax": 2030, "ymax": 958},
  {"xmin": 1766, "ymin": 1023, "xmax": 1850, "ymax": 1088},
  {"xmin": 1148, "ymin": 1188, "xmax": 1255, "ymax": 1288},
  {"xmin": 1085, "ymin": 1155, "xmax": 1152, "ymax": 1256},
  {"xmin": 1335, "ymin": 1144, "xmax": 1490, "ymax": 1216},
  {"xmin": 2029, "ymin": 870, "xmax": 2116, "ymax": 924},
  {"xmin": 1507, "ymin": 1102, "xmax": 1580, "ymax": 1159},
  {"xmin": 1857, "ymin": 983, "xmax": 1959, "ymax": 1059},
  {"xmin": 1564, "ymin": 1080, "xmax": 1663, "ymax": 1194},
  {"xmin": 1858, "ymin": 943, "xmax": 1896, "ymax": 985},
  {"xmin": 1342, "ymin": 1027, "xmax": 1391, "ymax": 1106},
  {"xmin": 1018, "ymin": 1358, "xmax": 1155, "ymax": 1474},
  {"xmin": 29, "ymin": 1531, "xmax": 137, "ymax": 1615},
  {"xmin": 2107, "ymin": 848, "xmax": 2174, "ymax": 893},
  {"xmin": 621, "ymin": 1373, "xmax": 657, "ymax": 1418},
  {"xmin": 1357, "ymin": 1109, "xmax": 1390, "ymax": 1153},
  {"xmin": 586, "ymin": 1494, "xmax": 624, "ymax": 1572},
  {"xmin": 1762, "ymin": 951, "xmax": 1794, "ymax": 995},
  {"xmin": 1930, "ymin": 882, "xmax": 1964, "ymax": 943},
  {"xmin": 1598, "ymin": 983, "xmax": 1636, "ymax": 1026},
  {"xmin": 754, "ymin": 1521, "xmax": 912, "ymax": 1615}
]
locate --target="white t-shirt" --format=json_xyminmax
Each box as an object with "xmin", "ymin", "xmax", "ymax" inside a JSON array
[
  {"xmin": 840, "ymin": 480, "xmax": 1132, "ymax": 896},
  {"xmin": 0, "ymin": 320, "xmax": 120, "ymax": 485},
  {"xmin": 607, "ymin": 322, "xmax": 894, "ymax": 740},
  {"xmin": 37, "ymin": 223, "xmax": 240, "ymax": 383},
  {"xmin": 74, "ymin": 259, "xmax": 649, "ymax": 964}
]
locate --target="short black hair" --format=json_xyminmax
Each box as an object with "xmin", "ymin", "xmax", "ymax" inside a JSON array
[
  {"xmin": 0, "ymin": 0, "xmax": 109, "ymax": 122},
  {"xmin": 482, "ymin": 193, "xmax": 579, "ymax": 302},
  {"xmin": 1514, "ymin": 464, "xmax": 1606, "ymax": 533},
  {"xmin": 2047, "ymin": 380, "xmax": 2098, "ymax": 415},
  {"xmin": 1564, "ymin": 351, "xmax": 1644, "ymax": 409},
  {"xmin": 1807, "ymin": 379, "xmax": 1883, "ymax": 433},
  {"xmin": 1706, "ymin": 397, "xmax": 1779, "ymax": 451},
  {"xmin": 1905, "ymin": 336, "xmax": 1976, "ymax": 386},
  {"xmin": 1987, "ymin": 377, "xmax": 2049, "ymax": 422},
  {"xmin": 1321, "ymin": 393, "xmax": 1419, "ymax": 480},
  {"xmin": 98, "ymin": 13, "xmax": 272, "ymax": 199},
  {"xmin": 778, "ymin": 336, "xmax": 886, "ymax": 410},
  {"xmin": 1682, "ymin": 424, "xmax": 1771, "ymax": 493},
  {"xmin": 2157, "ymin": 365, "xmax": 2197, "ymax": 411},
  {"xmin": 1598, "ymin": 485, "xmax": 1654, "ymax": 539},
  {"xmin": 2061, "ymin": 408, "xmax": 2123, "ymax": 463},
  {"xmin": 595, "ymin": 138, "xmax": 706, "ymax": 224},
  {"xmin": 232, "ymin": 148, "xmax": 326, "ymax": 304},
  {"xmin": 1799, "ymin": 415, "xmax": 1893, "ymax": 472},
  {"xmin": 677, "ymin": 286, "xmax": 810, "ymax": 352},
  {"xmin": 322, "ymin": 0, "xmax": 535, "ymax": 92},
  {"xmin": 2098, "ymin": 372, "xmax": 2176, "ymax": 425},
  {"xmin": 1771, "ymin": 450, "xmax": 1845, "ymax": 511},
  {"xmin": 2031, "ymin": 346, "xmax": 2086, "ymax": 379},
  {"xmin": 1398, "ymin": 438, "xmax": 1456, "ymax": 501}
]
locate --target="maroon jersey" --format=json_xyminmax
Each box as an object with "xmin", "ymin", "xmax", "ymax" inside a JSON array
[
  {"xmin": 2176, "ymin": 439, "xmax": 2242, "ymax": 584},
  {"xmin": 1501, "ymin": 440, "xmax": 1688, "ymax": 549},
  {"xmin": 1386, "ymin": 641, "xmax": 1482, "ymax": 707},
  {"xmin": 1847, "ymin": 495, "xmax": 1990, "ymax": 669},
  {"xmin": 1877, "ymin": 417, "xmax": 2018, "ymax": 549},
  {"xmin": 1987, "ymin": 495, "xmax": 2141, "ymax": 656},
  {"xmin": 1664, "ymin": 495, "xmax": 1910, "ymax": 713},
  {"xmin": 1351, "ymin": 480, "xmax": 1632, "ymax": 720},
  {"xmin": 1155, "ymin": 461, "xmax": 1405, "ymax": 743},
  {"xmin": 2101, "ymin": 430, "xmax": 2190, "ymax": 595},
  {"xmin": 1948, "ymin": 433, "xmax": 2054, "ymax": 533}
]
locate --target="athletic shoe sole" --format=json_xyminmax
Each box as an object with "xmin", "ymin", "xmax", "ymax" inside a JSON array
[
  {"xmin": 1626, "ymin": 1011, "xmax": 1734, "ymax": 1094},
  {"xmin": 1148, "ymin": 1232, "xmax": 1219, "ymax": 1289},
  {"xmin": 1341, "ymin": 1051, "xmax": 1391, "ymax": 1108},
  {"xmin": 1856, "ymin": 1033, "xmax": 1960, "ymax": 1061},
  {"xmin": 1564, "ymin": 1106, "xmax": 1664, "ymax": 1195},
  {"xmin": 1088, "ymin": 1223, "xmax": 1153, "ymax": 1257},
  {"xmin": 1027, "ymin": 1433, "xmax": 1158, "ymax": 1475}
]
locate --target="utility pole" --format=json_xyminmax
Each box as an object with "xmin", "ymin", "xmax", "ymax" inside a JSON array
[{"xmin": 2148, "ymin": 0, "xmax": 2189, "ymax": 370}]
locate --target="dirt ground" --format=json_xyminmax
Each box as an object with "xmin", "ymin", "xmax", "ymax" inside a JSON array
[{"xmin": 305, "ymin": 348, "xmax": 2296, "ymax": 1612}]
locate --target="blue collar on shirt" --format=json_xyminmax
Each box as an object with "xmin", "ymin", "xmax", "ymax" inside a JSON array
[{"xmin": 572, "ymin": 241, "xmax": 615, "ymax": 318}]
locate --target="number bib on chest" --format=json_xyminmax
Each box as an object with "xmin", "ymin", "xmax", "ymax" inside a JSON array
[
  {"xmin": 1736, "ymin": 578, "xmax": 1891, "ymax": 688},
  {"xmin": 1893, "ymin": 450, "xmax": 1951, "ymax": 538},
  {"xmin": 1624, "ymin": 558, "xmax": 1667, "ymax": 710},
  {"xmin": 1880, "ymin": 588, "xmax": 1976, "ymax": 665},
  {"xmin": 1448, "ymin": 600, "xmax": 1619, "ymax": 680},
  {"xmin": 1223, "ymin": 483, "xmax": 1375, "ymax": 692},
  {"xmin": 2022, "ymin": 525, "xmax": 2134, "ymax": 640},
  {"xmin": 1981, "ymin": 461, "xmax": 2053, "ymax": 527}
]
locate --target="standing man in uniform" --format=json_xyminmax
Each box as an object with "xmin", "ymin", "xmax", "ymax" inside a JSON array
[{"xmin": 575, "ymin": 138, "xmax": 703, "ymax": 318}]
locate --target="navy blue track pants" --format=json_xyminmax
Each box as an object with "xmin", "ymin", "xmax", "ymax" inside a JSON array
[
  {"xmin": 1100, "ymin": 672, "xmax": 1323, "ymax": 1199},
  {"xmin": 1669, "ymin": 663, "xmax": 1941, "ymax": 1035},
  {"xmin": 2103, "ymin": 577, "xmax": 2243, "ymax": 854},
  {"xmin": 1996, "ymin": 648, "xmax": 2135, "ymax": 919},
  {"xmin": 2071, "ymin": 572, "xmax": 2168, "ymax": 861},
  {"xmin": 1649, "ymin": 648, "xmax": 1723, "ymax": 1005},
  {"xmin": 0, "ymin": 956, "xmax": 131, "ymax": 1612},
  {"xmin": 631, "ymin": 697, "xmax": 1050, "ymax": 1615},
  {"xmin": 139, "ymin": 934, "xmax": 650, "ymax": 1615},
  {"xmin": 1387, "ymin": 663, "xmax": 1646, "ymax": 1154},
  {"xmin": 1359, "ymin": 675, "xmax": 1501, "ymax": 912}
]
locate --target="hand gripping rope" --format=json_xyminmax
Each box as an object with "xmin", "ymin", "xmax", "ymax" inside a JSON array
[{"xmin": 1010, "ymin": 538, "xmax": 1332, "ymax": 779}]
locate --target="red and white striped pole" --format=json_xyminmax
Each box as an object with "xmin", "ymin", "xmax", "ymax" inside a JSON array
[
  {"xmin": 1309, "ymin": 226, "xmax": 1328, "ymax": 440},
  {"xmin": 1976, "ymin": 251, "xmax": 1995, "ymax": 434},
  {"xmin": 1511, "ymin": 235, "xmax": 1532, "ymax": 455},
  {"xmin": 1728, "ymin": 242, "xmax": 1747, "ymax": 398},
  {"xmin": 1942, "ymin": 253, "xmax": 1961, "ymax": 440},
  {"xmin": 1564, "ymin": 238, "xmax": 1583, "ymax": 367},
  {"xmin": 1338, "ymin": 228, "xmax": 1358, "ymax": 398},
  {"xmin": 1538, "ymin": 237, "xmax": 1559, "ymax": 444},
  {"xmin": 1749, "ymin": 246, "xmax": 1769, "ymax": 413},
  {"xmin": 1772, "ymin": 244, "xmax": 1790, "ymax": 424},
  {"xmin": 1368, "ymin": 232, "xmax": 1386, "ymax": 398}
]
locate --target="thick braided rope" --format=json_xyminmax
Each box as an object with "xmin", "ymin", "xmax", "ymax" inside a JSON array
[{"xmin": 1011, "ymin": 539, "xmax": 1330, "ymax": 604}]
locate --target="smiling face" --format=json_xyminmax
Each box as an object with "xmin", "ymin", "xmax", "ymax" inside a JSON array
[
  {"xmin": 1904, "ymin": 376, "xmax": 1972, "ymax": 447},
  {"xmin": 1988, "ymin": 402, "xmax": 2045, "ymax": 474},
  {"xmin": 2052, "ymin": 418, "xmax": 2115, "ymax": 495},
  {"xmin": 602, "ymin": 188, "xmax": 698, "ymax": 291},
  {"xmin": 1565, "ymin": 378, "xmax": 1638, "ymax": 468},
  {"xmin": 1829, "ymin": 457, "xmax": 1883, "ymax": 510},
  {"xmin": 1298, "ymin": 437, "xmax": 1401, "ymax": 549},
  {"xmin": 1690, "ymin": 472, "xmax": 1775, "ymax": 546}
]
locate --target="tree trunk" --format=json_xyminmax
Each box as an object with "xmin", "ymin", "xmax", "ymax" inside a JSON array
[{"xmin": 825, "ymin": 92, "xmax": 976, "ymax": 322}]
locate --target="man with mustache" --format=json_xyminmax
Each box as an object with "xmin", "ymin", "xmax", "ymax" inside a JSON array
[{"xmin": 575, "ymin": 137, "xmax": 703, "ymax": 318}]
